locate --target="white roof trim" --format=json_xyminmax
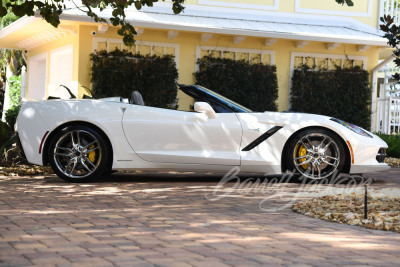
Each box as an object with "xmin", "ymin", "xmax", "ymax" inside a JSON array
[{"xmin": 59, "ymin": 6, "xmax": 387, "ymax": 46}]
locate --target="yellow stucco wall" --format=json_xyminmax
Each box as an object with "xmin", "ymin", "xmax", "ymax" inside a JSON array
[{"xmin": 26, "ymin": 32, "xmax": 77, "ymax": 99}]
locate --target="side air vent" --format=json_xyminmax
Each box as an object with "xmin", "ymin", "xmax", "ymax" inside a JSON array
[{"xmin": 376, "ymin": 148, "xmax": 387, "ymax": 163}]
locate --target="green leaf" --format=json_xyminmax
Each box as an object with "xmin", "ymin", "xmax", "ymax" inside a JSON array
[
  {"xmin": 11, "ymin": 5, "xmax": 26, "ymax": 17},
  {"xmin": 134, "ymin": 1, "xmax": 142, "ymax": 10}
]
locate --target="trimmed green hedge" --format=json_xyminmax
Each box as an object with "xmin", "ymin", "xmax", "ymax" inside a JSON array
[
  {"xmin": 291, "ymin": 66, "xmax": 371, "ymax": 130},
  {"xmin": 195, "ymin": 56, "xmax": 278, "ymax": 111},
  {"xmin": 376, "ymin": 134, "xmax": 400, "ymax": 158},
  {"xmin": 91, "ymin": 49, "xmax": 178, "ymax": 109}
]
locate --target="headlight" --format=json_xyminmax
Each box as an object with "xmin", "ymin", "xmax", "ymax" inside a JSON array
[{"xmin": 330, "ymin": 118, "xmax": 372, "ymax": 138}]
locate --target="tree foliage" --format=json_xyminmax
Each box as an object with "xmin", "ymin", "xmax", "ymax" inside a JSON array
[
  {"xmin": 4, "ymin": 75, "xmax": 21, "ymax": 130},
  {"xmin": 335, "ymin": 0, "xmax": 354, "ymax": 6},
  {"xmin": 0, "ymin": 8, "xmax": 25, "ymax": 119},
  {"xmin": 381, "ymin": 15, "xmax": 400, "ymax": 82},
  {"xmin": 8, "ymin": 75, "xmax": 20, "ymax": 108}
]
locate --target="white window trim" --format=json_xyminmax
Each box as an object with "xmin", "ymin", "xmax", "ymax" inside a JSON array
[
  {"xmin": 289, "ymin": 52, "xmax": 368, "ymax": 109},
  {"xmin": 295, "ymin": 0, "xmax": 373, "ymax": 17},
  {"xmin": 93, "ymin": 37, "xmax": 180, "ymax": 68},
  {"xmin": 27, "ymin": 52, "xmax": 48, "ymax": 99},
  {"xmin": 195, "ymin": 45, "xmax": 275, "ymax": 72},
  {"xmin": 198, "ymin": 0, "xmax": 279, "ymax": 11}
]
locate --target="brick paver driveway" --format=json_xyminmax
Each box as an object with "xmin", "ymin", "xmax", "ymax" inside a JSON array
[{"xmin": 1, "ymin": 169, "xmax": 400, "ymax": 266}]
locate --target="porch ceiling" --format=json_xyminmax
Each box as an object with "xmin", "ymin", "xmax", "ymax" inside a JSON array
[{"xmin": 0, "ymin": 17, "xmax": 77, "ymax": 50}]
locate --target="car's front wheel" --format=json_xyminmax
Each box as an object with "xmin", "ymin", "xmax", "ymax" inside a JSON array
[
  {"xmin": 48, "ymin": 125, "xmax": 110, "ymax": 182},
  {"xmin": 286, "ymin": 128, "xmax": 346, "ymax": 180}
]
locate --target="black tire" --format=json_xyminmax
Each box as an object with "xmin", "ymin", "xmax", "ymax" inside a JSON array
[
  {"xmin": 48, "ymin": 125, "xmax": 110, "ymax": 182},
  {"xmin": 286, "ymin": 128, "xmax": 346, "ymax": 180}
]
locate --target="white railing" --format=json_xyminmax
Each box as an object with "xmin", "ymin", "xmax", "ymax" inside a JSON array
[
  {"xmin": 379, "ymin": 0, "xmax": 400, "ymax": 26},
  {"xmin": 376, "ymin": 82, "xmax": 400, "ymax": 134},
  {"xmin": 379, "ymin": 64, "xmax": 400, "ymax": 77}
]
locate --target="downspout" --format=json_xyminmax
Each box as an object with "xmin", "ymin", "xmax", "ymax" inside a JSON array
[{"xmin": 371, "ymin": 55, "xmax": 395, "ymax": 132}]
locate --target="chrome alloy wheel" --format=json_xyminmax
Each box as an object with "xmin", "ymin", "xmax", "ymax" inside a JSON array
[
  {"xmin": 53, "ymin": 130, "xmax": 102, "ymax": 179},
  {"xmin": 293, "ymin": 133, "xmax": 340, "ymax": 179}
]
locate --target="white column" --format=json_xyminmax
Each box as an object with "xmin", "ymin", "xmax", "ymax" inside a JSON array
[
  {"xmin": 1, "ymin": 65, "xmax": 12, "ymax": 122},
  {"xmin": 20, "ymin": 66, "xmax": 26, "ymax": 99},
  {"xmin": 371, "ymin": 55, "xmax": 396, "ymax": 132}
]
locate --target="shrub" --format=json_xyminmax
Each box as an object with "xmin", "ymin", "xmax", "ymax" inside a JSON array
[
  {"xmin": 5, "ymin": 105, "xmax": 20, "ymax": 130},
  {"xmin": 291, "ymin": 66, "xmax": 371, "ymax": 130},
  {"xmin": 195, "ymin": 56, "xmax": 278, "ymax": 112},
  {"xmin": 0, "ymin": 86, "xmax": 4, "ymax": 119},
  {"xmin": 8, "ymin": 75, "xmax": 21, "ymax": 108},
  {"xmin": 0, "ymin": 120, "xmax": 11, "ymax": 146},
  {"xmin": 91, "ymin": 49, "xmax": 178, "ymax": 109},
  {"xmin": 376, "ymin": 134, "xmax": 400, "ymax": 158}
]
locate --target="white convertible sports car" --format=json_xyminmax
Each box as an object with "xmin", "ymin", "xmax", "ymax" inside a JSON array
[{"xmin": 16, "ymin": 85, "xmax": 389, "ymax": 182}]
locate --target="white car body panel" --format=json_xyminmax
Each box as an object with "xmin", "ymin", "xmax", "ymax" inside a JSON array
[
  {"xmin": 16, "ymin": 94, "xmax": 390, "ymax": 176},
  {"xmin": 122, "ymin": 105, "xmax": 242, "ymax": 165},
  {"xmin": 236, "ymin": 112, "xmax": 388, "ymax": 173}
]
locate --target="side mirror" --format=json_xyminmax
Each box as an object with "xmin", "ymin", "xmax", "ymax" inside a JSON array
[{"xmin": 194, "ymin": 102, "xmax": 217, "ymax": 119}]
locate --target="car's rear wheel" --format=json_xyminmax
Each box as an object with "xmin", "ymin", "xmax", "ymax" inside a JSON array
[
  {"xmin": 286, "ymin": 128, "xmax": 346, "ymax": 180},
  {"xmin": 48, "ymin": 125, "xmax": 110, "ymax": 182}
]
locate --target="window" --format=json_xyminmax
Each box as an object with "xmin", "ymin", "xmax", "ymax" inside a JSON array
[
  {"xmin": 291, "ymin": 52, "xmax": 367, "ymax": 71},
  {"xmin": 196, "ymin": 45, "xmax": 275, "ymax": 71},
  {"xmin": 93, "ymin": 38, "xmax": 179, "ymax": 67}
]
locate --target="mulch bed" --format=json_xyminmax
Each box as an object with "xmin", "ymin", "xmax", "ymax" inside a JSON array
[
  {"xmin": 385, "ymin": 157, "xmax": 400, "ymax": 167},
  {"xmin": 0, "ymin": 165, "xmax": 53, "ymax": 176},
  {"xmin": 292, "ymin": 188, "xmax": 400, "ymax": 233}
]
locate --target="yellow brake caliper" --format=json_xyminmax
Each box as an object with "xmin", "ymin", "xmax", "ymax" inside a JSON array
[
  {"xmin": 298, "ymin": 145, "xmax": 308, "ymax": 169},
  {"xmin": 88, "ymin": 145, "xmax": 97, "ymax": 163}
]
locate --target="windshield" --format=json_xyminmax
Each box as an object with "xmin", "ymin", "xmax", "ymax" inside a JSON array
[{"xmin": 195, "ymin": 85, "xmax": 252, "ymax": 113}]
